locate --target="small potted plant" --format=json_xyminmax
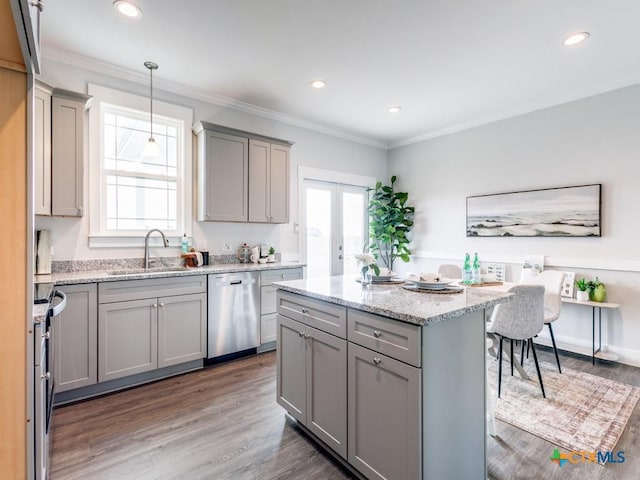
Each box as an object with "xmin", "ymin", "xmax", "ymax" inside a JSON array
[
  {"xmin": 267, "ymin": 246, "xmax": 276, "ymax": 263},
  {"xmin": 575, "ymin": 277, "xmax": 591, "ymax": 301}
]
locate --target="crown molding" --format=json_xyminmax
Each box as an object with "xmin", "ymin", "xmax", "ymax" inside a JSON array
[
  {"xmin": 388, "ymin": 74, "xmax": 640, "ymax": 150},
  {"xmin": 42, "ymin": 46, "xmax": 388, "ymax": 150}
]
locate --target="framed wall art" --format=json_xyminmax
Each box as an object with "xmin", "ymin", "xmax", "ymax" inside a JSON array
[{"xmin": 466, "ymin": 184, "xmax": 601, "ymax": 237}]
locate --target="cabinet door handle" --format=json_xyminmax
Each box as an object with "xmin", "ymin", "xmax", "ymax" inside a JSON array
[
  {"xmin": 77, "ymin": 206, "xmax": 83, "ymax": 215},
  {"xmin": 30, "ymin": 1, "xmax": 44, "ymax": 12},
  {"xmin": 373, "ymin": 357, "xmax": 382, "ymax": 365},
  {"xmin": 151, "ymin": 304, "xmax": 157, "ymax": 308},
  {"xmin": 41, "ymin": 372, "xmax": 50, "ymax": 380},
  {"xmin": 304, "ymin": 332, "xmax": 311, "ymax": 340},
  {"xmin": 301, "ymin": 308, "xmax": 309, "ymax": 314},
  {"xmin": 42, "ymin": 331, "xmax": 50, "ymax": 339},
  {"xmin": 298, "ymin": 331, "xmax": 305, "ymax": 338},
  {"xmin": 206, "ymin": 212, "xmax": 210, "ymax": 218},
  {"xmin": 373, "ymin": 330, "xmax": 382, "ymax": 338},
  {"xmin": 159, "ymin": 303, "xmax": 165, "ymax": 307}
]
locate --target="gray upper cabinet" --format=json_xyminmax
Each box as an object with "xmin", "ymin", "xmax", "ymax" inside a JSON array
[
  {"xmin": 34, "ymin": 82, "xmax": 51, "ymax": 216},
  {"xmin": 34, "ymin": 86, "xmax": 90, "ymax": 216},
  {"xmin": 193, "ymin": 121, "xmax": 292, "ymax": 223},
  {"xmin": 248, "ymin": 140, "xmax": 290, "ymax": 223},
  {"xmin": 54, "ymin": 283, "xmax": 97, "ymax": 393},
  {"xmin": 195, "ymin": 126, "xmax": 249, "ymax": 222}
]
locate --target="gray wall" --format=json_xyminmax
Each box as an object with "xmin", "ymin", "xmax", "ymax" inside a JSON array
[{"xmin": 389, "ymin": 84, "xmax": 640, "ymax": 366}]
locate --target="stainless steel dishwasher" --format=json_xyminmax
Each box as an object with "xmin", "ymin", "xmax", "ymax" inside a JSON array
[{"xmin": 208, "ymin": 271, "xmax": 260, "ymax": 358}]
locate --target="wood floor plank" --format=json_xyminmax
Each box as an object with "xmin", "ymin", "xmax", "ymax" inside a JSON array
[{"xmin": 51, "ymin": 348, "xmax": 640, "ymax": 479}]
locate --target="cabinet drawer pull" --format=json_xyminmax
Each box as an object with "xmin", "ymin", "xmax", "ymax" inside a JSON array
[
  {"xmin": 301, "ymin": 307, "xmax": 309, "ymax": 314},
  {"xmin": 298, "ymin": 331, "xmax": 305, "ymax": 337},
  {"xmin": 304, "ymin": 332, "xmax": 311, "ymax": 339},
  {"xmin": 373, "ymin": 330, "xmax": 382, "ymax": 338},
  {"xmin": 373, "ymin": 357, "xmax": 382, "ymax": 365}
]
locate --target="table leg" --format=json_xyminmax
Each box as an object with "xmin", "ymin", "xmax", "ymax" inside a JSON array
[{"xmin": 592, "ymin": 306, "xmax": 596, "ymax": 365}]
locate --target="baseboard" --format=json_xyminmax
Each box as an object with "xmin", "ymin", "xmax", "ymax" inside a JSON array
[{"xmin": 534, "ymin": 334, "xmax": 640, "ymax": 368}]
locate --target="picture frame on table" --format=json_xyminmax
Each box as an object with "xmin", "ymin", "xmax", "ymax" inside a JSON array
[{"xmin": 561, "ymin": 272, "xmax": 576, "ymax": 298}]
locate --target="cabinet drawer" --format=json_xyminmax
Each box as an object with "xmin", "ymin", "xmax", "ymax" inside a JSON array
[
  {"xmin": 261, "ymin": 267, "xmax": 303, "ymax": 286},
  {"xmin": 348, "ymin": 309, "xmax": 421, "ymax": 367},
  {"xmin": 99, "ymin": 275, "xmax": 207, "ymax": 303},
  {"xmin": 277, "ymin": 291, "xmax": 346, "ymax": 339}
]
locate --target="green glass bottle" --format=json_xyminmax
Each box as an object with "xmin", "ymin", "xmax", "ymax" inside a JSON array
[
  {"xmin": 472, "ymin": 253, "xmax": 481, "ymax": 284},
  {"xmin": 462, "ymin": 253, "xmax": 471, "ymax": 284}
]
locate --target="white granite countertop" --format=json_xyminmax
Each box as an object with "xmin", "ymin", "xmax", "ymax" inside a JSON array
[
  {"xmin": 35, "ymin": 261, "xmax": 305, "ymax": 286},
  {"xmin": 275, "ymin": 275, "xmax": 513, "ymax": 326}
]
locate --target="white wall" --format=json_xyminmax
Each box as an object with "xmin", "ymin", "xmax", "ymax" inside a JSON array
[
  {"xmin": 36, "ymin": 58, "xmax": 387, "ymax": 261},
  {"xmin": 388, "ymin": 84, "xmax": 640, "ymax": 366}
]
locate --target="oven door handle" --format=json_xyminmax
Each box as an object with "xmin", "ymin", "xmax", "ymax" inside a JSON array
[{"xmin": 49, "ymin": 290, "xmax": 67, "ymax": 317}]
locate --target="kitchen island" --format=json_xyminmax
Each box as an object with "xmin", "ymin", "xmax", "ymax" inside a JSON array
[{"xmin": 274, "ymin": 275, "xmax": 512, "ymax": 480}]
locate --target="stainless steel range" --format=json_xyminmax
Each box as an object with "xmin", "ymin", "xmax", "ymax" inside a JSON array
[{"xmin": 31, "ymin": 282, "xmax": 66, "ymax": 480}]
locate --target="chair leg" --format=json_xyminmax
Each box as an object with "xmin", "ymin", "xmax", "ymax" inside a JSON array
[
  {"xmin": 520, "ymin": 339, "xmax": 526, "ymax": 366},
  {"xmin": 529, "ymin": 338, "xmax": 546, "ymax": 398},
  {"xmin": 510, "ymin": 339, "xmax": 514, "ymax": 376},
  {"xmin": 498, "ymin": 336, "xmax": 503, "ymax": 398},
  {"xmin": 548, "ymin": 323, "xmax": 562, "ymax": 373}
]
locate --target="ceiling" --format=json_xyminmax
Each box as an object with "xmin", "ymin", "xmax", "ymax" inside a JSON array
[{"xmin": 41, "ymin": 0, "xmax": 640, "ymax": 149}]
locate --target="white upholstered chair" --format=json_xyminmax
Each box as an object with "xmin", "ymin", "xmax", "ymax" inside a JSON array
[
  {"xmin": 437, "ymin": 264, "xmax": 462, "ymax": 279},
  {"xmin": 524, "ymin": 270, "xmax": 564, "ymax": 372},
  {"xmin": 487, "ymin": 285, "xmax": 546, "ymax": 398}
]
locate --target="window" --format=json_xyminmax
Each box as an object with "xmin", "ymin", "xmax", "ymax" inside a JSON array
[{"xmin": 88, "ymin": 84, "xmax": 193, "ymax": 246}]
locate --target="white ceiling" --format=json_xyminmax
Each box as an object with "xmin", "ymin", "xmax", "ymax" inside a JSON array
[{"xmin": 41, "ymin": 0, "xmax": 640, "ymax": 148}]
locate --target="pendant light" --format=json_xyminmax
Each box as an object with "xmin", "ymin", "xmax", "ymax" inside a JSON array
[{"xmin": 141, "ymin": 61, "xmax": 160, "ymax": 158}]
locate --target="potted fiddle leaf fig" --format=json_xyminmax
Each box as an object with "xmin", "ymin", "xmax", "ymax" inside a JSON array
[{"xmin": 368, "ymin": 175, "xmax": 414, "ymax": 271}]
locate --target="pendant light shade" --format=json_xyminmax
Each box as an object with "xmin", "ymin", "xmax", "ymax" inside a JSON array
[{"xmin": 142, "ymin": 61, "xmax": 159, "ymax": 158}]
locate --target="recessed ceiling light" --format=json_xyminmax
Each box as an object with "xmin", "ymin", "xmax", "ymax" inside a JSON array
[
  {"xmin": 563, "ymin": 32, "xmax": 590, "ymax": 46},
  {"xmin": 388, "ymin": 106, "xmax": 402, "ymax": 113},
  {"xmin": 113, "ymin": 1, "xmax": 142, "ymax": 18},
  {"xmin": 310, "ymin": 80, "xmax": 326, "ymax": 89}
]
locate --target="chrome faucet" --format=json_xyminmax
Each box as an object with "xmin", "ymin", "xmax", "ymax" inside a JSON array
[{"xmin": 144, "ymin": 229, "xmax": 170, "ymax": 269}]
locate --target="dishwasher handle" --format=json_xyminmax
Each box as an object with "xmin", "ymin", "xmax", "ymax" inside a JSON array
[{"xmin": 230, "ymin": 280, "xmax": 242, "ymax": 285}]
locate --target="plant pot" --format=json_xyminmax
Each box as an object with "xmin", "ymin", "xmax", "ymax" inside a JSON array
[
  {"xmin": 267, "ymin": 254, "xmax": 275, "ymax": 263},
  {"xmin": 576, "ymin": 290, "xmax": 590, "ymax": 302}
]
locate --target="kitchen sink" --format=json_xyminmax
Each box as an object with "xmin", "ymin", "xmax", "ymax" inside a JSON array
[{"xmin": 107, "ymin": 267, "xmax": 188, "ymax": 275}]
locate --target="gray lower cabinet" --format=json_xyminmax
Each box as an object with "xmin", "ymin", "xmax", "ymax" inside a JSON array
[
  {"xmin": 347, "ymin": 343, "xmax": 421, "ymax": 480},
  {"xmin": 277, "ymin": 305, "xmax": 347, "ymax": 459},
  {"xmin": 53, "ymin": 283, "xmax": 97, "ymax": 393},
  {"xmin": 277, "ymin": 315, "xmax": 347, "ymax": 458},
  {"xmin": 260, "ymin": 268, "xmax": 303, "ymax": 347},
  {"xmin": 98, "ymin": 277, "xmax": 207, "ymax": 382}
]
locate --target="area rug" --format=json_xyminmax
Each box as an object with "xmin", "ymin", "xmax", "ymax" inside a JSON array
[{"xmin": 487, "ymin": 358, "xmax": 640, "ymax": 454}]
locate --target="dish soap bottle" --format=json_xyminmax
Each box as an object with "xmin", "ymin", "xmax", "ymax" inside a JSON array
[{"xmin": 181, "ymin": 234, "xmax": 189, "ymax": 253}]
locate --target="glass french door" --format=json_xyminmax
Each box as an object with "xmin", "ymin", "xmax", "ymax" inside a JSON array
[{"xmin": 303, "ymin": 180, "xmax": 368, "ymax": 278}]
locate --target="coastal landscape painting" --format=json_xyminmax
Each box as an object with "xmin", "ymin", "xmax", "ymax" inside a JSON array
[{"xmin": 467, "ymin": 184, "xmax": 601, "ymax": 237}]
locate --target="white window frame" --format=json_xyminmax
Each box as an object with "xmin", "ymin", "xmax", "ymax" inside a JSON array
[{"xmin": 88, "ymin": 84, "xmax": 193, "ymax": 247}]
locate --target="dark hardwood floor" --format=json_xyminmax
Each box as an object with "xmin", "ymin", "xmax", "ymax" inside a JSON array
[{"xmin": 50, "ymin": 348, "xmax": 640, "ymax": 480}]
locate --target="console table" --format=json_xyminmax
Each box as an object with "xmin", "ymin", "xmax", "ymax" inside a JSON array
[{"xmin": 561, "ymin": 298, "xmax": 620, "ymax": 364}]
